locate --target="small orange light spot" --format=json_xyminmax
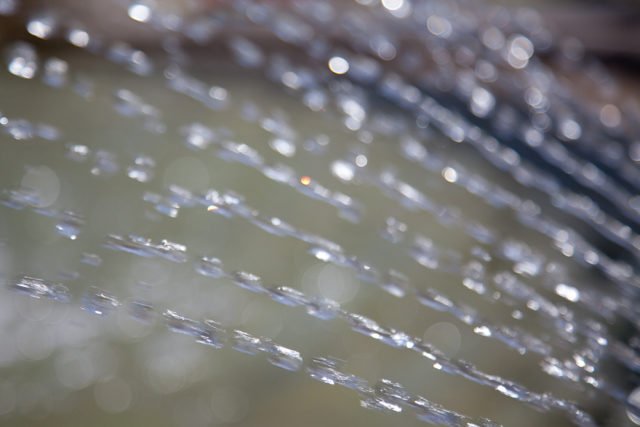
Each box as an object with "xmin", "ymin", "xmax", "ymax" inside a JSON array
[
  {"xmin": 207, "ymin": 205, "xmax": 219, "ymax": 212},
  {"xmin": 300, "ymin": 176, "xmax": 311, "ymax": 186}
]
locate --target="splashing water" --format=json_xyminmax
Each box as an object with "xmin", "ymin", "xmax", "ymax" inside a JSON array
[{"xmin": 0, "ymin": 1, "xmax": 639, "ymax": 426}]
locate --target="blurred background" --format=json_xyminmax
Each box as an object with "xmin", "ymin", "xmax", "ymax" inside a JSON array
[{"xmin": 0, "ymin": 1, "xmax": 640, "ymax": 427}]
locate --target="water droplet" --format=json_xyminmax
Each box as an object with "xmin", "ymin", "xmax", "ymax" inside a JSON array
[
  {"xmin": 198, "ymin": 320, "xmax": 225, "ymax": 348},
  {"xmin": 232, "ymin": 271, "xmax": 266, "ymax": 294},
  {"xmin": 328, "ymin": 56, "xmax": 349, "ymax": 75},
  {"xmin": 128, "ymin": 3, "xmax": 151, "ymax": 23},
  {"xmin": 231, "ymin": 330, "xmax": 264, "ymax": 355},
  {"xmin": 153, "ymin": 239, "xmax": 188, "ymax": 263},
  {"xmin": 306, "ymin": 297, "xmax": 341, "ymax": 320},
  {"xmin": 9, "ymin": 276, "xmax": 70, "ymax": 302},
  {"xmin": 303, "ymin": 134, "xmax": 330, "ymax": 154},
  {"xmin": 42, "ymin": 57, "xmax": 68, "ymax": 87},
  {"xmin": 555, "ymin": 283, "xmax": 580, "ymax": 303},
  {"xmin": 195, "ymin": 256, "xmax": 226, "ymax": 279},
  {"xmin": 269, "ymin": 138, "xmax": 296, "ymax": 157},
  {"xmin": 6, "ymin": 42, "xmax": 38, "ymax": 79},
  {"xmin": 426, "ymin": 16, "xmax": 452, "ymax": 38},
  {"xmin": 164, "ymin": 310, "xmax": 223, "ymax": 348},
  {"xmin": 331, "ymin": 160, "xmax": 355, "ymax": 182},
  {"xmin": 410, "ymin": 236, "xmax": 439, "ymax": 270},
  {"xmin": 474, "ymin": 325, "xmax": 492, "ymax": 337},
  {"xmin": 360, "ymin": 393, "xmax": 403, "ymax": 414},
  {"xmin": 105, "ymin": 234, "xmax": 187, "ymax": 263},
  {"xmin": 91, "ymin": 150, "xmax": 119, "ymax": 177},
  {"xmin": 347, "ymin": 314, "xmax": 389, "ymax": 341},
  {"xmin": 381, "ymin": 0, "xmax": 404, "ymax": 12},
  {"xmin": 26, "ymin": 12, "xmax": 57, "ymax": 40},
  {"xmin": 218, "ymin": 141, "xmax": 263, "ymax": 167},
  {"xmin": 470, "ymin": 87, "xmax": 495, "ymax": 118},
  {"xmin": 268, "ymin": 286, "xmax": 308, "ymax": 307},
  {"xmin": 82, "ymin": 288, "xmax": 120, "ymax": 316},
  {"xmin": 380, "ymin": 217, "xmax": 407, "ymax": 243},
  {"xmin": 506, "ymin": 35, "xmax": 534, "ymax": 69},
  {"xmin": 228, "ymin": 37, "xmax": 264, "ymax": 68},
  {"xmin": 378, "ymin": 270, "xmax": 409, "ymax": 298},
  {"xmin": 65, "ymin": 144, "xmax": 90, "ymax": 162},
  {"xmin": 375, "ymin": 378, "xmax": 410, "ymax": 403},
  {"xmin": 1, "ymin": 188, "xmax": 41, "ymax": 210},
  {"xmin": 559, "ymin": 118, "xmax": 582, "ymax": 141},
  {"xmin": 266, "ymin": 344, "xmax": 303, "ymax": 371},
  {"xmin": 127, "ymin": 299, "xmax": 155, "ymax": 323},
  {"xmin": 307, "ymin": 357, "xmax": 346, "ymax": 385},
  {"xmin": 127, "ymin": 155, "xmax": 155, "ymax": 183},
  {"xmin": 55, "ymin": 211, "xmax": 84, "ymax": 240},
  {"xmin": 108, "ymin": 43, "xmax": 153, "ymax": 76},
  {"xmin": 0, "ymin": 0, "xmax": 18, "ymax": 16},
  {"xmin": 67, "ymin": 27, "xmax": 90, "ymax": 48},
  {"xmin": 180, "ymin": 123, "xmax": 215, "ymax": 150}
]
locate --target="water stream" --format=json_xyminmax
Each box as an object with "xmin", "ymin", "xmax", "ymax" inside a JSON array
[{"xmin": 0, "ymin": 1, "xmax": 639, "ymax": 426}]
